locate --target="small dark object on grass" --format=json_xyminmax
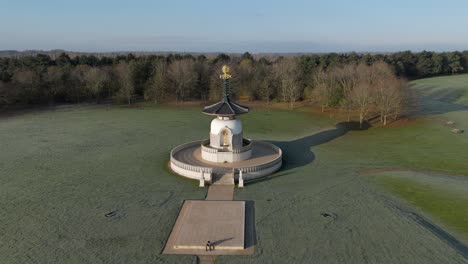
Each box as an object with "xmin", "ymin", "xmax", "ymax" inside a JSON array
[
  {"xmin": 321, "ymin": 212, "xmax": 337, "ymax": 219},
  {"xmin": 105, "ymin": 211, "xmax": 117, "ymax": 218},
  {"xmin": 266, "ymin": 198, "xmax": 272, "ymax": 202}
]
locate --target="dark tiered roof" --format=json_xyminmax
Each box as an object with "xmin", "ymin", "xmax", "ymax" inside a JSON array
[
  {"xmin": 202, "ymin": 100, "xmax": 249, "ymax": 116},
  {"xmin": 202, "ymin": 78, "xmax": 249, "ymax": 116}
]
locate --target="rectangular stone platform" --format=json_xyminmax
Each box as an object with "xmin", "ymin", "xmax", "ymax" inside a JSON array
[{"xmin": 163, "ymin": 200, "xmax": 255, "ymax": 255}]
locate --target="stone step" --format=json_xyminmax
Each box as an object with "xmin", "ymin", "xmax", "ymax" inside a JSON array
[{"xmin": 213, "ymin": 173, "xmax": 234, "ymax": 186}]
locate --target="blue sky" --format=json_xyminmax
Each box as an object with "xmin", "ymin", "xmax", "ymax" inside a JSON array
[{"xmin": 1, "ymin": 0, "xmax": 468, "ymax": 52}]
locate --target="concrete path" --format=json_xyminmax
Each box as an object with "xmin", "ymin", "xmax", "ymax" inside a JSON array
[
  {"xmin": 205, "ymin": 171, "xmax": 235, "ymax": 200},
  {"xmin": 213, "ymin": 171, "xmax": 235, "ymax": 185},
  {"xmin": 164, "ymin": 167, "xmax": 254, "ymax": 264},
  {"xmin": 206, "ymin": 185, "xmax": 234, "ymax": 200},
  {"xmin": 201, "ymin": 172, "xmax": 236, "ymax": 263}
]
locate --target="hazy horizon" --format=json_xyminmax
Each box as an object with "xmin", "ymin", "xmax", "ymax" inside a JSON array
[{"xmin": 2, "ymin": 0, "xmax": 468, "ymax": 53}]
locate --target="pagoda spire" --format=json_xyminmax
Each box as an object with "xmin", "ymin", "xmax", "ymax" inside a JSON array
[
  {"xmin": 202, "ymin": 65, "xmax": 249, "ymax": 116},
  {"xmin": 220, "ymin": 65, "xmax": 232, "ymax": 102}
]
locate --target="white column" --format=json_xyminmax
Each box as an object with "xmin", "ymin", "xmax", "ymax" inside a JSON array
[
  {"xmin": 207, "ymin": 171, "xmax": 212, "ymax": 184},
  {"xmin": 238, "ymin": 169, "xmax": 244, "ymax": 188},
  {"xmin": 199, "ymin": 171, "xmax": 205, "ymax": 187}
]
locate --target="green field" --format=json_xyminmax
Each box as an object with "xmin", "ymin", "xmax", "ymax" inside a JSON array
[
  {"xmin": 411, "ymin": 74, "xmax": 468, "ymax": 130},
  {"xmin": 367, "ymin": 172, "xmax": 468, "ymax": 236},
  {"xmin": 411, "ymin": 74, "xmax": 468, "ymax": 106},
  {"xmin": 1, "ymin": 75, "xmax": 468, "ymax": 263}
]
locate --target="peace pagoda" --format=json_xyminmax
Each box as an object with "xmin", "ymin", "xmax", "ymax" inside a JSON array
[{"xmin": 170, "ymin": 65, "xmax": 282, "ymax": 187}]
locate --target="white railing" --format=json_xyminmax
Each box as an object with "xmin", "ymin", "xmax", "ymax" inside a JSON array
[
  {"xmin": 235, "ymin": 141, "xmax": 282, "ymax": 173},
  {"xmin": 201, "ymin": 140, "xmax": 218, "ymax": 153},
  {"xmin": 233, "ymin": 139, "xmax": 252, "ymax": 153},
  {"xmin": 201, "ymin": 138, "xmax": 252, "ymax": 154},
  {"xmin": 172, "ymin": 139, "xmax": 281, "ymax": 177},
  {"xmin": 170, "ymin": 141, "xmax": 213, "ymax": 174}
]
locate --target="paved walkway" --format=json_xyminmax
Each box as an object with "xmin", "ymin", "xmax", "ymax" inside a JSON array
[
  {"xmin": 199, "ymin": 177, "xmax": 236, "ymax": 263},
  {"xmin": 164, "ymin": 169, "xmax": 254, "ymax": 264},
  {"xmin": 206, "ymin": 185, "xmax": 234, "ymax": 200}
]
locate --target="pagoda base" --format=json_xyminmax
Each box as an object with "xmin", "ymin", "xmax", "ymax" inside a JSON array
[
  {"xmin": 201, "ymin": 139, "xmax": 252, "ymax": 163},
  {"xmin": 169, "ymin": 140, "xmax": 282, "ymax": 183}
]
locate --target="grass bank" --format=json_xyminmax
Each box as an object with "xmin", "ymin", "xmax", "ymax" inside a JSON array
[{"xmin": 367, "ymin": 172, "xmax": 468, "ymax": 239}]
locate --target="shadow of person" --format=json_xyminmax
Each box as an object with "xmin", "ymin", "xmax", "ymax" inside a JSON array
[
  {"xmin": 211, "ymin": 237, "xmax": 234, "ymax": 246},
  {"xmin": 268, "ymin": 121, "xmax": 370, "ymax": 171}
]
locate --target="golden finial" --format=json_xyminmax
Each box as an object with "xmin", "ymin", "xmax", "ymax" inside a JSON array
[{"xmin": 220, "ymin": 65, "xmax": 232, "ymax": 79}]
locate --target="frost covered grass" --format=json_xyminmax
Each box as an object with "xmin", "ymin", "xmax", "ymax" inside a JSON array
[
  {"xmin": 1, "ymin": 74, "xmax": 468, "ymax": 263},
  {"xmin": 368, "ymin": 172, "xmax": 468, "ymax": 239}
]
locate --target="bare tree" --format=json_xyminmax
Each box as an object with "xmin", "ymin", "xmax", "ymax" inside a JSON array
[
  {"xmin": 102, "ymin": 66, "xmax": 116, "ymax": 99},
  {"xmin": 145, "ymin": 61, "xmax": 169, "ymax": 104},
  {"xmin": 350, "ymin": 63, "xmax": 375, "ymax": 127},
  {"xmin": 274, "ymin": 58, "xmax": 302, "ymax": 109},
  {"xmin": 84, "ymin": 67, "xmax": 110, "ymax": 103},
  {"xmin": 237, "ymin": 58, "xmax": 255, "ymax": 98},
  {"xmin": 310, "ymin": 70, "xmax": 327, "ymax": 112},
  {"xmin": 376, "ymin": 77, "xmax": 407, "ymax": 125},
  {"xmin": 0, "ymin": 81, "xmax": 10, "ymax": 106},
  {"xmin": 373, "ymin": 62, "xmax": 395, "ymax": 125},
  {"xmin": 12, "ymin": 69, "xmax": 41, "ymax": 104},
  {"xmin": 392, "ymin": 80, "xmax": 408, "ymax": 123},
  {"xmin": 70, "ymin": 65, "xmax": 90, "ymax": 103},
  {"xmin": 255, "ymin": 64, "xmax": 274, "ymax": 104},
  {"xmin": 194, "ymin": 61, "xmax": 210, "ymax": 101},
  {"xmin": 284, "ymin": 77, "xmax": 301, "ymax": 109},
  {"xmin": 395, "ymin": 79, "xmax": 412, "ymax": 120},
  {"xmin": 335, "ymin": 65, "xmax": 358, "ymax": 121},
  {"xmin": 168, "ymin": 59, "xmax": 197, "ymax": 102},
  {"xmin": 45, "ymin": 66, "xmax": 65, "ymax": 104},
  {"xmin": 308, "ymin": 61, "xmax": 407, "ymax": 126},
  {"xmin": 272, "ymin": 59, "xmax": 288, "ymax": 102},
  {"xmin": 114, "ymin": 62, "xmax": 134, "ymax": 104},
  {"xmin": 209, "ymin": 70, "xmax": 223, "ymax": 101},
  {"xmin": 351, "ymin": 81, "xmax": 373, "ymax": 127},
  {"xmin": 311, "ymin": 69, "xmax": 341, "ymax": 112}
]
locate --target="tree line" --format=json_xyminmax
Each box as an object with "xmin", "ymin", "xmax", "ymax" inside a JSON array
[{"xmin": 0, "ymin": 50, "xmax": 467, "ymax": 124}]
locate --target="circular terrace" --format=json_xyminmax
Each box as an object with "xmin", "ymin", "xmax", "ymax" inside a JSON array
[{"xmin": 170, "ymin": 140, "xmax": 282, "ymax": 183}]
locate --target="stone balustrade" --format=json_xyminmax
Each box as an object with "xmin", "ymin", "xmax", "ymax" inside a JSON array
[
  {"xmin": 233, "ymin": 139, "xmax": 252, "ymax": 153},
  {"xmin": 201, "ymin": 139, "xmax": 252, "ymax": 154},
  {"xmin": 170, "ymin": 141, "xmax": 213, "ymax": 181},
  {"xmin": 171, "ymin": 139, "xmax": 282, "ymax": 183},
  {"xmin": 234, "ymin": 141, "xmax": 282, "ymax": 178},
  {"xmin": 200, "ymin": 140, "xmax": 217, "ymax": 153},
  {"xmin": 200, "ymin": 138, "xmax": 252, "ymax": 162}
]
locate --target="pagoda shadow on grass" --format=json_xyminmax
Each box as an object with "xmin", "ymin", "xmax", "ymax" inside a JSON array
[{"xmin": 169, "ymin": 65, "xmax": 282, "ymax": 187}]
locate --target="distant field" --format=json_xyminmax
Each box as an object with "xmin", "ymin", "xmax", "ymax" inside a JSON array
[
  {"xmin": 411, "ymin": 74, "xmax": 468, "ymax": 106},
  {"xmin": 1, "ymin": 75, "xmax": 468, "ymax": 263}
]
